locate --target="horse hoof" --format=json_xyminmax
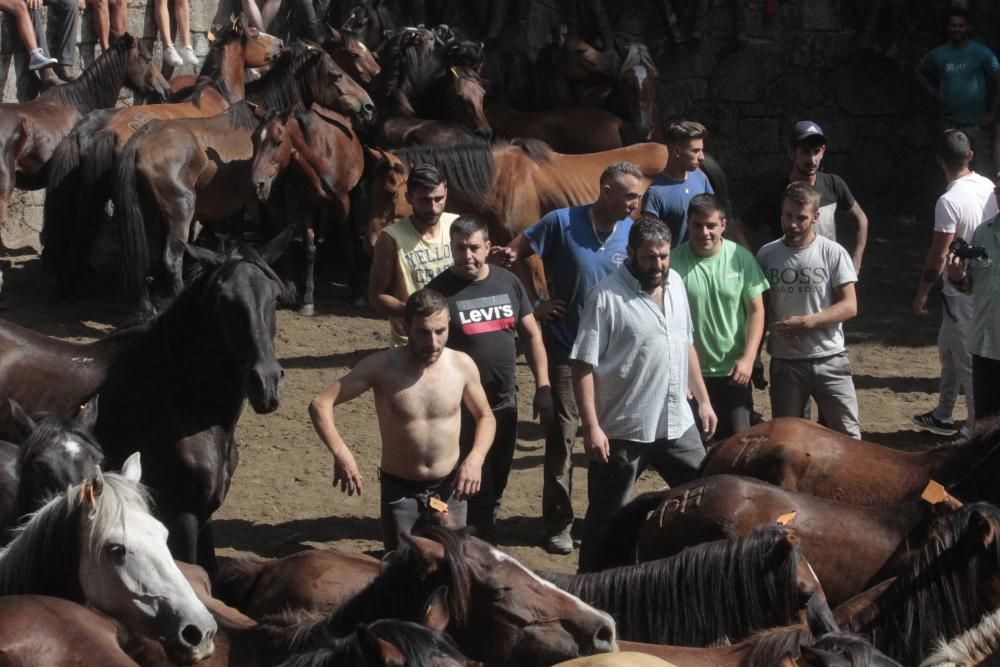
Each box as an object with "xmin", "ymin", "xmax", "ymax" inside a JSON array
[{"xmin": 298, "ymin": 304, "xmax": 315, "ymax": 317}]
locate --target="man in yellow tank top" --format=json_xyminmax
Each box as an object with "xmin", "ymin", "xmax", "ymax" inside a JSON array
[{"xmin": 369, "ymin": 164, "xmax": 459, "ymax": 345}]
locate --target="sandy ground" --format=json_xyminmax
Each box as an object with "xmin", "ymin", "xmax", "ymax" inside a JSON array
[{"xmin": 0, "ymin": 210, "xmax": 957, "ymax": 574}]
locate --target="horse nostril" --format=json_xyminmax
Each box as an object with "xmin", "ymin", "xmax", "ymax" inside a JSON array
[
  {"xmin": 592, "ymin": 623, "xmax": 614, "ymax": 652},
  {"xmin": 363, "ymin": 103, "xmax": 375, "ymax": 113},
  {"xmin": 181, "ymin": 624, "xmax": 204, "ymax": 648}
]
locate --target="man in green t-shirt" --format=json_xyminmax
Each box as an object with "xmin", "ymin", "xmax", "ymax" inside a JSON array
[{"xmin": 672, "ymin": 194, "xmax": 769, "ymax": 440}]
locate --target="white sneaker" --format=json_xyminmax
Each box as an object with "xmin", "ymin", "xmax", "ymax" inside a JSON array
[
  {"xmin": 180, "ymin": 44, "xmax": 200, "ymax": 66},
  {"xmin": 163, "ymin": 45, "xmax": 184, "ymax": 67},
  {"xmin": 28, "ymin": 48, "xmax": 58, "ymax": 71}
]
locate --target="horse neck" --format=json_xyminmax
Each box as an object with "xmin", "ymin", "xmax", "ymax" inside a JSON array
[
  {"xmin": 0, "ymin": 496, "xmax": 83, "ymax": 600},
  {"xmin": 47, "ymin": 48, "xmax": 128, "ymax": 111},
  {"xmin": 930, "ymin": 432, "xmax": 1000, "ymax": 494},
  {"xmin": 197, "ymin": 40, "xmax": 247, "ymax": 105}
]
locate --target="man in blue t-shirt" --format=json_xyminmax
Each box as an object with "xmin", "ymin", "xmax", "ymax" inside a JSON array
[
  {"xmin": 642, "ymin": 120, "xmax": 714, "ymax": 246},
  {"xmin": 916, "ymin": 6, "xmax": 1000, "ymax": 178},
  {"xmin": 498, "ymin": 161, "xmax": 643, "ymax": 555}
]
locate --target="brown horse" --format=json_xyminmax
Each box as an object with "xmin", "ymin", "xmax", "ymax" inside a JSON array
[
  {"xmin": 114, "ymin": 44, "xmax": 373, "ymax": 317},
  {"xmin": 588, "ymin": 474, "xmax": 953, "ymax": 608},
  {"xmin": 251, "ymin": 105, "xmax": 365, "ymax": 315},
  {"xmin": 327, "ymin": 26, "xmax": 381, "ymax": 85},
  {"xmin": 213, "ymin": 548, "xmax": 380, "ymax": 619},
  {"xmin": 484, "ymin": 96, "xmax": 626, "ymax": 153},
  {"xmin": 0, "ymin": 34, "xmax": 168, "ymax": 254},
  {"xmin": 701, "ymin": 417, "xmax": 1000, "ymax": 506}
]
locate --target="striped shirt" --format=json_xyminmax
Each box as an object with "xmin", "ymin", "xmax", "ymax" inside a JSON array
[{"xmin": 571, "ymin": 264, "xmax": 695, "ymax": 442}]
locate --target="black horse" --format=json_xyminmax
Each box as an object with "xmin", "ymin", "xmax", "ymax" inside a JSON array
[
  {"xmin": 0, "ymin": 229, "xmax": 291, "ymax": 569},
  {"xmin": 0, "ymin": 397, "xmax": 104, "ymax": 538}
]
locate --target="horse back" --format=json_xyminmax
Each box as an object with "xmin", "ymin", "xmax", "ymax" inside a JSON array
[
  {"xmin": 107, "ymin": 93, "xmax": 231, "ymax": 150},
  {"xmin": 702, "ymin": 418, "xmax": 936, "ymax": 505},
  {"xmin": 0, "ymin": 320, "xmax": 108, "ymax": 433}
]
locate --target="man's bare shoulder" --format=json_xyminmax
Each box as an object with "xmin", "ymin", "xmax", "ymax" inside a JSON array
[
  {"xmin": 441, "ymin": 348, "xmax": 481, "ymax": 379},
  {"xmin": 354, "ymin": 347, "xmax": 402, "ymax": 378}
]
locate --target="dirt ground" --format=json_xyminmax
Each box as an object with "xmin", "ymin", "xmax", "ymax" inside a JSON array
[{"xmin": 0, "ymin": 209, "xmax": 958, "ymax": 574}]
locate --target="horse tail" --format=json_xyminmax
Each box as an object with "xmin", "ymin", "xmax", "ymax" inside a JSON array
[
  {"xmin": 40, "ymin": 131, "xmax": 84, "ymax": 281},
  {"xmin": 581, "ymin": 490, "xmax": 665, "ymax": 572},
  {"xmin": 113, "ymin": 138, "xmax": 149, "ymax": 294},
  {"xmin": 77, "ymin": 130, "xmax": 117, "ymax": 250},
  {"xmin": 701, "ymin": 153, "xmax": 732, "ymax": 221}
]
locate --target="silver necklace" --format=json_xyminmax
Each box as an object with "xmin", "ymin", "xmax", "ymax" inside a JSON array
[{"xmin": 589, "ymin": 206, "xmax": 618, "ymax": 254}]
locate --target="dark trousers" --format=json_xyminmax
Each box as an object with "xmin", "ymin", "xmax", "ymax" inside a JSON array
[
  {"xmin": 578, "ymin": 425, "xmax": 705, "ymax": 572},
  {"xmin": 543, "ymin": 341, "xmax": 579, "ymax": 537},
  {"xmin": 460, "ymin": 404, "xmax": 518, "ymax": 540},
  {"xmin": 974, "ymin": 354, "xmax": 1000, "ymax": 422},
  {"xmin": 694, "ymin": 375, "xmax": 753, "ymax": 441},
  {"xmin": 379, "ymin": 469, "xmax": 466, "ymax": 552},
  {"xmin": 31, "ymin": 0, "xmax": 79, "ymax": 65}
]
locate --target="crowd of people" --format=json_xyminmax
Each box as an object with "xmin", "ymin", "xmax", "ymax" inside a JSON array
[{"xmin": 306, "ymin": 3, "xmax": 1000, "ymax": 564}]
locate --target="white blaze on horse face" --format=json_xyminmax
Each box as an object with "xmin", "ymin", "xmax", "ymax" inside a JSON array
[
  {"xmin": 487, "ymin": 546, "xmax": 618, "ymax": 646},
  {"xmin": 61, "ymin": 436, "xmax": 82, "ymax": 458}
]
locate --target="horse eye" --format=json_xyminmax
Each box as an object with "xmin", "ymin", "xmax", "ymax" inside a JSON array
[
  {"xmin": 492, "ymin": 585, "xmax": 512, "ymax": 600},
  {"xmin": 107, "ymin": 543, "xmax": 127, "ymax": 561},
  {"xmin": 351, "ymin": 53, "xmax": 361, "ymax": 59}
]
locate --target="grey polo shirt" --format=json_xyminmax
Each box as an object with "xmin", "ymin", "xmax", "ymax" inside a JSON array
[
  {"xmin": 571, "ymin": 264, "xmax": 695, "ymax": 442},
  {"xmin": 969, "ymin": 217, "xmax": 1000, "ymax": 361}
]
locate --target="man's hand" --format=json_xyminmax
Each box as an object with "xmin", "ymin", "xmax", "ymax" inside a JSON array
[
  {"xmin": 730, "ymin": 355, "xmax": 754, "ymax": 386},
  {"xmin": 331, "ymin": 450, "xmax": 363, "ymax": 496},
  {"xmin": 533, "ymin": 385, "xmax": 554, "ymax": 427},
  {"xmin": 534, "ymin": 298, "xmax": 567, "ymax": 321},
  {"xmin": 26, "ymin": 0, "xmax": 42, "ymax": 11},
  {"xmin": 583, "ymin": 423, "xmax": 610, "ymax": 463},
  {"xmin": 488, "ymin": 245, "xmax": 516, "ymax": 267},
  {"xmin": 946, "ymin": 253, "xmax": 966, "ymax": 283},
  {"xmin": 698, "ymin": 401, "xmax": 718, "ymax": 440},
  {"xmin": 454, "ymin": 455, "xmax": 483, "ymax": 500},
  {"xmin": 773, "ymin": 315, "xmax": 812, "ymax": 339},
  {"xmin": 913, "ymin": 290, "xmax": 930, "ymax": 316}
]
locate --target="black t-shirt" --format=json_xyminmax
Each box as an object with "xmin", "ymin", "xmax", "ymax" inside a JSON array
[
  {"xmin": 740, "ymin": 171, "xmax": 857, "ymax": 242},
  {"xmin": 427, "ymin": 266, "xmax": 533, "ymax": 409}
]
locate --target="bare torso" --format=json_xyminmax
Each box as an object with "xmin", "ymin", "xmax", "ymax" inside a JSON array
[{"xmin": 371, "ymin": 347, "xmax": 467, "ymax": 480}]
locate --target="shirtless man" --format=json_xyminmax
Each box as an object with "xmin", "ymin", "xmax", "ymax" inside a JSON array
[{"xmin": 309, "ymin": 288, "xmax": 497, "ymax": 551}]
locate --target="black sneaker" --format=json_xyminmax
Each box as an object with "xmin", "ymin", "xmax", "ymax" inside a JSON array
[{"xmin": 911, "ymin": 411, "xmax": 959, "ymax": 436}]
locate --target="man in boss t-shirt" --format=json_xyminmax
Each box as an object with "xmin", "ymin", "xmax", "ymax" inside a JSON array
[
  {"xmin": 734, "ymin": 121, "xmax": 869, "ymax": 274},
  {"xmin": 757, "ymin": 182, "xmax": 861, "ymax": 438},
  {"xmin": 428, "ymin": 216, "xmax": 553, "ymax": 542}
]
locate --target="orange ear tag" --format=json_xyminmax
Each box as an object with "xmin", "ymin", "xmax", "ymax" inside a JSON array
[
  {"xmin": 428, "ymin": 497, "xmax": 449, "ymax": 514},
  {"xmin": 776, "ymin": 511, "xmax": 797, "ymax": 525}
]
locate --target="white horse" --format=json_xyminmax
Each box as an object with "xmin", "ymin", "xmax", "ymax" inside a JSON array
[{"xmin": 0, "ymin": 452, "xmax": 217, "ymax": 663}]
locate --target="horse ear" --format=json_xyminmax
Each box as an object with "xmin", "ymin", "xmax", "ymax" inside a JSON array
[
  {"xmin": 4, "ymin": 398, "xmax": 36, "ymax": 442},
  {"xmin": 421, "ymin": 585, "xmax": 451, "ymax": 632},
  {"xmin": 261, "ymin": 225, "xmax": 295, "ymax": 265},
  {"xmin": 120, "ymin": 451, "xmax": 142, "ymax": 483},
  {"xmin": 399, "ymin": 533, "xmax": 447, "ymax": 574},
  {"xmin": 363, "ymin": 145, "xmax": 387, "ymax": 172},
  {"xmin": 970, "ymin": 508, "xmax": 999, "ymax": 549},
  {"xmin": 185, "ymin": 242, "xmax": 225, "ymax": 270},
  {"xmin": 804, "ymin": 592, "xmax": 839, "ymax": 637},
  {"xmin": 356, "ymin": 625, "xmax": 405, "ymax": 667},
  {"xmin": 76, "ymin": 395, "xmax": 99, "ymax": 431},
  {"xmin": 328, "ymin": 26, "xmax": 342, "ymax": 43}
]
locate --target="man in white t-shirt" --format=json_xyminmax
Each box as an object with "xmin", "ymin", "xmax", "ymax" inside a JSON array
[
  {"xmin": 912, "ymin": 129, "xmax": 998, "ymax": 439},
  {"xmin": 757, "ymin": 182, "xmax": 861, "ymax": 438}
]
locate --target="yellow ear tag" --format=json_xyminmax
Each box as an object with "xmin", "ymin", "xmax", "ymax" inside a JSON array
[
  {"xmin": 776, "ymin": 511, "xmax": 797, "ymax": 525},
  {"xmin": 428, "ymin": 497, "xmax": 449, "ymax": 514},
  {"xmin": 449, "ymin": 66, "xmax": 459, "ymax": 79}
]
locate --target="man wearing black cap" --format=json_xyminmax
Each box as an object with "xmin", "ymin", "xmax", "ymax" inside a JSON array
[{"xmin": 731, "ymin": 120, "xmax": 869, "ymax": 274}]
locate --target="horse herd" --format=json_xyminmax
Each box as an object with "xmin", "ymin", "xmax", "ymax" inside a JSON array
[{"xmin": 0, "ymin": 6, "xmax": 997, "ymax": 667}]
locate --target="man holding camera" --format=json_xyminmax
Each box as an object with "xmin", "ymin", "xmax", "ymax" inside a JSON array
[
  {"xmin": 947, "ymin": 207, "xmax": 1000, "ymax": 422},
  {"xmin": 913, "ymin": 129, "xmax": 998, "ymax": 439}
]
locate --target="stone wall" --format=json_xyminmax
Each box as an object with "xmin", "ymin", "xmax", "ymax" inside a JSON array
[{"xmin": 3, "ymin": 0, "xmax": 999, "ymax": 244}]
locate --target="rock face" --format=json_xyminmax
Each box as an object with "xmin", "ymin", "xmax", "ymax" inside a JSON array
[{"xmin": 0, "ymin": 0, "xmax": 974, "ymax": 244}]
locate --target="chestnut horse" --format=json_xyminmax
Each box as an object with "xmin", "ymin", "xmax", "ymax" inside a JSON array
[
  {"xmin": 114, "ymin": 44, "xmax": 373, "ymax": 317},
  {"xmin": 41, "ymin": 21, "xmax": 282, "ymax": 292},
  {"xmin": 327, "ymin": 27, "xmax": 381, "ymax": 85},
  {"xmin": 589, "ymin": 474, "xmax": 956, "ymax": 607},
  {"xmin": 484, "ymin": 96, "xmax": 627, "ymax": 153},
  {"xmin": 0, "ymin": 235, "xmax": 290, "ymax": 570},
  {"xmin": 701, "ymin": 417, "xmax": 1000, "ymax": 506},
  {"xmin": 0, "ymin": 33, "xmax": 168, "ymax": 254},
  {"xmin": 251, "ymin": 105, "xmax": 365, "ymax": 315}
]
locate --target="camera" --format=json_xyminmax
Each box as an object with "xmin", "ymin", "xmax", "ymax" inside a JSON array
[{"xmin": 950, "ymin": 237, "xmax": 989, "ymax": 261}]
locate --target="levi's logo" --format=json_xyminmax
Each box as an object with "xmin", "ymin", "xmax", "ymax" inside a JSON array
[{"xmin": 455, "ymin": 294, "xmax": 516, "ymax": 334}]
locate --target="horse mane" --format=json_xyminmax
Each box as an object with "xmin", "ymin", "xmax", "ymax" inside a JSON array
[
  {"xmin": 246, "ymin": 42, "xmax": 325, "ymax": 116},
  {"xmin": 223, "ymin": 100, "xmax": 262, "ymax": 131},
  {"xmin": 44, "ymin": 34, "xmax": 138, "ymax": 109},
  {"xmin": 0, "ymin": 471, "xmax": 150, "ymax": 600},
  {"xmin": 845, "ymin": 502, "xmax": 1000, "ymax": 664},
  {"xmin": 941, "ymin": 416, "xmax": 1000, "ymax": 494},
  {"xmin": 543, "ymin": 524, "xmax": 803, "ymax": 645},
  {"xmin": 296, "ymin": 527, "xmax": 472, "ymax": 650},
  {"xmin": 392, "ymin": 143, "xmax": 495, "ymax": 204},
  {"xmin": 920, "ymin": 607, "xmax": 1000, "ymax": 666},
  {"xmin": 373, "ymin": 28, "xmax": 441, "ymax": 107},
  {"xmin": 192, "ymin": 23, "xmax": 245, "ymax": 105},
  {"xmin": 507, "ymin": 137, "xmax": 553, "ymax": 163}
]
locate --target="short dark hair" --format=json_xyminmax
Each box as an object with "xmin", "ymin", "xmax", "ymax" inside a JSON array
[
  {"xmin": 628, "ymin": 214, "xmax": 671, "ymax": 248},
  {"xmin": 936, "ymin": 129, "xmax": 972, "ymax": 170},
  {"xmin": 404, "ymin": 288, "xmax": 448, "ymax": 323},
  {"xmin": 666, "ymin": 120, "xmax": 707, "ymax": 144},
  {"xmin": 407, "ymin": 164, "xmax": 446, "ymax": 191},
  {"xmin": 782, "ymin": 181, "xmax": 821, "ymax": 213},
  {"xmin": 946, "ymin": 6, "xmax": 969, "ymax": 23},
  {"xmin": 687, "ymin": 194, "xmax": 726, "ymax": 221},
  {"xmin": 600, "ymin": 160, "xmax": 644, "ymax": 186},
  {"xmin": 449, "ymin": 216, "xmax": 489, "ymax": 241}
]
